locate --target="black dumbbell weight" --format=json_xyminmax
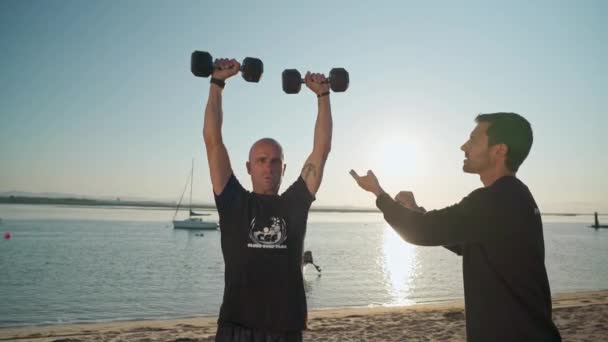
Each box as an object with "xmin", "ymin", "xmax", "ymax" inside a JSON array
[
  {"xmin": 191, "ymin": 51, "xmax": 263, "ymax": 83},
  {"xmin": 282, "ymin": 68, "xmax": 349, "ymax": 94}
]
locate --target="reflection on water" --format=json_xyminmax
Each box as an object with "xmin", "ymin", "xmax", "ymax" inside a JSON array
[{"xmin": 381, "ymin": 225, "xmax": 417, "ymax": 305}]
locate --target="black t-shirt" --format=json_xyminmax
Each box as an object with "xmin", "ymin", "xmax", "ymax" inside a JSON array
[
  {"xmin": 376, "ymin": 176, "xmax": 561, "ymax": 341},
  {"xmin": 214, "ymin": 174, "xmax": 315, "ymax": 332}
]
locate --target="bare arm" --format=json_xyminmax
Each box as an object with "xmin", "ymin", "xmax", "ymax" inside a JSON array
[
  {"xmin": 301, "ymin": 72, "xmax": 332, "ymax": 196},
  {"xmin": 202, "ymin": 59, "xmax": 239, "ymax": 195}
]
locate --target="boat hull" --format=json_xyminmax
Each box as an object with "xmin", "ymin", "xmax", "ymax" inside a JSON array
[{"xmin": 173, "ymin": 219, "xmax": 219, "ymax": 230}]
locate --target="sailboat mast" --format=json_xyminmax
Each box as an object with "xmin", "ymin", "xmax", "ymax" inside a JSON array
[
  {"xmin": 189, "ymin": 158, "xmax": 194, "ymax": 214},
  {"xmin": 173, "ymin": 168, "xmax": 191, "ymax": 221}
]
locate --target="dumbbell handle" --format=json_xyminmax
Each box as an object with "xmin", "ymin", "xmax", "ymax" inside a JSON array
[
  {"xmin": 211, "ymin": 61, "xmax": 246, "ymax": 73},
  {"xmin": 293, "ymin": 78, "xmax": 333, "ymax": 84}
]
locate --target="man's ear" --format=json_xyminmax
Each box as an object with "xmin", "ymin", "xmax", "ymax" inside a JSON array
[
  {"xmin": 494, "ymin": 143, "xmax": 509, "ymax": 158},
  {"xmin": 282, "ymin": 164, "xmax": 286, "ymax": 176},
  {"xmin": 246, "ymin": 161, "xmax": 251, "ymax": 175}
]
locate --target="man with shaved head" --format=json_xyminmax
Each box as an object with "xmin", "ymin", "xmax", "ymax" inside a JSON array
[{"xmin": 202, "ymin": 58, "xmax": 332, "ymax": 342}]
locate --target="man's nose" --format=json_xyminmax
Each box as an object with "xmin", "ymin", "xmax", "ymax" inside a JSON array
[{"xmin": 263, "ymin": 161, "xmax": 273, "ymax": 172}]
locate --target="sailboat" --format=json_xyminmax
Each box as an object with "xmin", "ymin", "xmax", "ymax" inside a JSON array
[{"xmin": 172, "ymin": 160, "xmax": 219, "ymax": 230}]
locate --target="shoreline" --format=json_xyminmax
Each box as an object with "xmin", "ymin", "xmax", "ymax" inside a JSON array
[
  {"xmin": 0, "ymin": 289, "xmax": 588, "ymax": 329},
  {"xmin": 1, "ymin": 290, "xmax": 607, "ymax": 341},
  {"xmin": 1, "ymin": 201, "xmax": 603, "ymax": 216}
]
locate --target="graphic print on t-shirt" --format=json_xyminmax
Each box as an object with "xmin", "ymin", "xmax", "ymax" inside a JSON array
[{"xmin": 247, "ymin": 216, "xmax": 288, "ymax": 249}]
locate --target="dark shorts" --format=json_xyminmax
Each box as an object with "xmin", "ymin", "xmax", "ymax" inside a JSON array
[{"xmin": 215, "ymin": 321, "xmax": 302, "ymax": 342}]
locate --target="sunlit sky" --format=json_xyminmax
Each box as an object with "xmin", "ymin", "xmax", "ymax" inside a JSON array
[{"xmin": 1, "ymin": 0, "xmax": 606, "ymax": 213}]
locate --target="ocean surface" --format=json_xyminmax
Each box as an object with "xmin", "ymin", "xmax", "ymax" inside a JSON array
[{"xmin": 0, "ymin": 204, "xmax": 606, "ymax": 327}]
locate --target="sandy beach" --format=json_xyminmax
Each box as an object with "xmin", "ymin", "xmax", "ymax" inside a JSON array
[{"xmin": 1, "ymin": 290, "xmax": 606, "ymax": 341}]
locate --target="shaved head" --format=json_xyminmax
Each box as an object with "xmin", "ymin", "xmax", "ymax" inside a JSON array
[
  {"xmin": 249, "ymin": 138, "xmax": 284, "ymax": 162},
  {"xmin": 247, "ymin": 138, "xmax": 286, "ymax": 195}
]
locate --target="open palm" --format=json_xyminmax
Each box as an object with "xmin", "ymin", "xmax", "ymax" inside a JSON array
[{"xmin": 350, "ymin": 169, "xmax": 383, "ymax": 195}]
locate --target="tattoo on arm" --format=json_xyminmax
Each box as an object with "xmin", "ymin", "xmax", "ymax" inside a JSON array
[{"xmin": 302, "ymin": 163, "xmax": 317, "ymax": 181}]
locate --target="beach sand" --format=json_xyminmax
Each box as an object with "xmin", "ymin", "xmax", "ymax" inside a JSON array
[{"xmin": 1, "ymin": 290, "xmax": 606, "ymax": 341}]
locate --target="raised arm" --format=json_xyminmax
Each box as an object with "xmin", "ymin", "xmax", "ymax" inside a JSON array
[
  {"xmin": 300, "ymin": 72, "xmax": 333, "ymax": 196},
  {"xmin": 203, "ymin": 58, "xmax": 240, "ymax": 195}
]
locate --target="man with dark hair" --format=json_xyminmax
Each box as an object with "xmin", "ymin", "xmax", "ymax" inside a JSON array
[
  {"xmin": 351, "ymin": 112, "xmax": 561, "ymax": 341},
  {"xmin": 204, "ymin": 58, "xmax": 333, "ymax": 341},
  {"xmin": 475, "ymin": 112, "xmax": 533, "ymax": 172}
]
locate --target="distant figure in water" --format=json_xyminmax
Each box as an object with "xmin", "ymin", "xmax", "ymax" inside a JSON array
[
  {"xmin": 591, "ymin": 212, "xmax": 608, "ymax": 229},
  {"xmin": 594, "ymin": 212, "xmax": 600, "ymax": 229},
  {"xmin": 302, "ymin": 250, "xmax": 321, "ymax": 272}
]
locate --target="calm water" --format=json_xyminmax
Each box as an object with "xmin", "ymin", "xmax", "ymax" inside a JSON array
[{"xmin": 0, "ymin": 204, "xmax": 606, "ymax": 327}]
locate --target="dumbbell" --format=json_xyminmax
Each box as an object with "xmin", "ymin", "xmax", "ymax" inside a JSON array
[
  {"xmin": 282, "ymin": 68, "xmax": 349, "ymax": 94},
  {"xmin": 191, "ymin": 51, "xmax": 264, "ymax": 83}
]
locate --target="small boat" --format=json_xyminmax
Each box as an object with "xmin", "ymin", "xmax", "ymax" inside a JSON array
[
  {"xmin": 172, "ymin": 160, "xmax": 219, "ymax": 230},
  {"xmin": 173, "ymin": 211, "xmax": 218, "ymax": 230}
]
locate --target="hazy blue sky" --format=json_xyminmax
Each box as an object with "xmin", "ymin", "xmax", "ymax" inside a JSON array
[{"xmin": 1, "ymin": 0, "xmax": 606, "ymax": 212}]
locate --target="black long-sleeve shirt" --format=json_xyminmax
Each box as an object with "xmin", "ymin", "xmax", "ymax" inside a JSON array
[{"xmin": 376, "ymin": 176, "xmax": 561, "ymax": 341}]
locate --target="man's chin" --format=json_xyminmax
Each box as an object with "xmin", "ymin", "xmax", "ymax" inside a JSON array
[{"xmin": 263, "ymin": 184, "xmax": 281, "ymax": 194}]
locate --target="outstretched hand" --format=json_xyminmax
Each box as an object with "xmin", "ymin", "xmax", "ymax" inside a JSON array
[{"xmin": 349, "ymin": 169, "xmax": 384, "ymax": 196}]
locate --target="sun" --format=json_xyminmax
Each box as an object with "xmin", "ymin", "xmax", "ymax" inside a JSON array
[{"xmin": 371, "ymin": 135, "xmax": 423, "ymax": 181}]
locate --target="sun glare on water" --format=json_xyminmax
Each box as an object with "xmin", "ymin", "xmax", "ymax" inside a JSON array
[{"xmin": 380, "ymin": 225, "xmax": 418, "ymax": 305}]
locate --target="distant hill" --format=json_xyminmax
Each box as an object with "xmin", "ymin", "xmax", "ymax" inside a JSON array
[
  {"xmin": 0, "ymin": 194, "xmax": 378, "ymax": 212},
  {"xmin": 0, "ymin": 194, "xmax": 599, "ymax": 215},
  {"xmin": 0, "ymin": 189, "xmax": 381, "ymax": 212},
  {"xmin": 0, "ymin": 191, "xmax": 162, "ymax": 202},
  {"xmin": 0, "ymin": 195, "xmax": 181, "ymax": 209},
  {"xmin": 0, "ymin": 191, "xmax": 86, "ymax": 199}
]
